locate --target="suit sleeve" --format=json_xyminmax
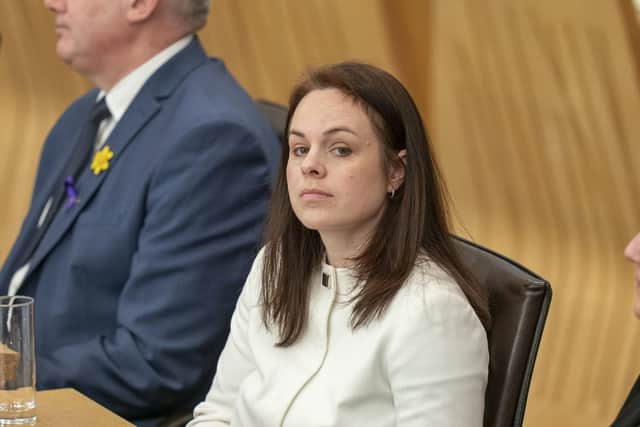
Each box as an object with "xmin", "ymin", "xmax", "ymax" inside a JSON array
[
  {"xmin": 385, "ymin": 282, "xmax": 489, "ymax": 426},
  {"xmin": 36, "ymin": 119, "xmax": 274, "ymax": 420}
]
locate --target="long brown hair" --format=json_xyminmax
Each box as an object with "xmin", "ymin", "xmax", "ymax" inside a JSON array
[{"xmin": 261, "ymin": 62, "xmax": 490, "ymax": 346}]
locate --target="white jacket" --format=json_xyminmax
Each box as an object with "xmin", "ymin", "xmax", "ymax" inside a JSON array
[{"xmin": 189, "ymin": 250, "xmax": 489, "ymax": 427}]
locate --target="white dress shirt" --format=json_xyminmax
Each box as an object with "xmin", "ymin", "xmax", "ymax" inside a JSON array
[{"xmin": 189, "ymin": 249, "xmax": 489, "ymax": 427}]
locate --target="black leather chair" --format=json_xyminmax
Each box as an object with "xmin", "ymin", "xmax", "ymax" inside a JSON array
[
  {"xmin": 454, "ymin": 237, "xmax": 552, "ymax": 427},
  {"xmin": 256, "ymin": 99, "xmax": 288, "ymax": 143},
  {"xmin": 254, "ymin": 100, "xmax": 552, "ymax": 427}
]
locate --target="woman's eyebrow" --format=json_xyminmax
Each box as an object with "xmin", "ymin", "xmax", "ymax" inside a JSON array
[
  {"xmin": 323, "ymin": 126, "xmax": 357, "ymax": 136},
  {"xmin": 288, "ymin": 126, "xmax": 358, "ymax": 139},
  {"xmin": 289, "ymin": 129, "xmax": 305, "ymax": 138}
]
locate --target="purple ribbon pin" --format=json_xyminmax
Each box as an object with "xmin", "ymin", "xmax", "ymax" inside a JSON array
[{"xmin": 64, "ymin": 176, "xmax": 79, "ymax": 209}]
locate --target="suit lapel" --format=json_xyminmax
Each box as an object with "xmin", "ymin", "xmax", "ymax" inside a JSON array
[
  {"xmin": 1, "ymin": 94, "xmax": 97, "ymax": 281},
  {"xmin": 26, "ymin": 100, "xmax": 161, "ymax": 275},
  {"xmin": 23, "ymin": 38, "xmax": 208, "ymax": 282}
]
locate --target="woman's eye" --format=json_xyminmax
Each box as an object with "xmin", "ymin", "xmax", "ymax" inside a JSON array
[
  {"xmin": 333, "ymin": 146, "xmax": 352, "ymax": 157},
  {"xmin": 292, "ymin": 146, "xmax": 309, "ymax": 156}
]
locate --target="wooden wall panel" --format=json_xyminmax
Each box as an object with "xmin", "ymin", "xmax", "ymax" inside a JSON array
[
  {"xmin": 1, "ymin": 2, "xmax": 640, "ymax": 426},
  {"xmin": 200, "ymin": 0, "xmax": 397, "ymax": 103},
  {"xmin": 418, "ymin": 1, "xmax": 640, "ymax": 425}
]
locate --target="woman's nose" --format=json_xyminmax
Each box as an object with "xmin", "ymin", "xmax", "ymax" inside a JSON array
[{"xmin": 300, "ymin": 150, "xmax": 326, "ymax": 177}]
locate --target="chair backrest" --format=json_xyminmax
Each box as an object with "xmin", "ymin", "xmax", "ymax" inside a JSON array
[
  {"xmin": 255, "ymin": 99, "xmax": 288, "ymax": 143},
  {"xmin": 454, "ymin": 237, "xmax": 551, "ymax": 427},
  {"xmin": 254, "ymin": 99, "xmax": 552, "ymax": 427}
]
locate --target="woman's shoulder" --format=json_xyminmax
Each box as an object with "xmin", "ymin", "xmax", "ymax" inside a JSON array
[
  {"xmin": 237, "ymin": 247, "xmax": 267, "ymax": 304},
  {"xmin": 391, "ymin": 258, "xmax": 482, "ymax": 328},
  {"xmin": 246, "ymin": 246, "xmax": 266, "ymax": 283},
  {"xmin": 405, "ymin": 256, "xmax": 466, "ymax": 299}
]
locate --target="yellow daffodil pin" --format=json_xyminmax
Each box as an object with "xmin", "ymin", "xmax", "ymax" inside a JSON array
[{"xmin": 91, "ymin": 146, "xmax": 114, "ymax": 175}]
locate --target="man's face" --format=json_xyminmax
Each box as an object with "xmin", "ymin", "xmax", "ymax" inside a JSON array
[
  {"xmin": 624, "ymin": 233, "xmax": 640, "ymax": 318},
  {"xmin": 43, "ymin": 0, "xmax": 128, "ymax": 75}
]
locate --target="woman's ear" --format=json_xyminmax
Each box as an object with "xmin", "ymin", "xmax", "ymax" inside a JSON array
[{"xmin": 387, "ymin": 149, "xmax": 407, "ymax": 193}]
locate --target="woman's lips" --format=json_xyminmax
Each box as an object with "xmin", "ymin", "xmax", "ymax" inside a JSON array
[{"xmin": 300, "ymin": 189, "xmax": 333, "ymax": 201}]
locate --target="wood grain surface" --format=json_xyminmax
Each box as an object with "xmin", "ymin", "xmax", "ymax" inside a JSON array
[{"xmin": 1, "ymin": 1, "xmax": 639, "ymax": 425}]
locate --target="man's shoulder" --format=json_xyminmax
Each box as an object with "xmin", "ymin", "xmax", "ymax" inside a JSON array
[
  {"xmin": 132, "ymin": 38, "xmax": 259, "ymax": 127},
  {"xmin": 173, "ymin": 58, "xmax": 253, "ymax": 111},
  {"xmin": 159, "ymin": 59, "xmax": 278, "ymax": 147}
]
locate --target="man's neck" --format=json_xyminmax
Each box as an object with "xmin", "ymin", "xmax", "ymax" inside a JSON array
[{"xmin": 91, "ymin": 27, "xmax": 192, "ymax": 91}]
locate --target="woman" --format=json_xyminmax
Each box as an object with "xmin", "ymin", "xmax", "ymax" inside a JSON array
[{"xmin": 189, "ymin": 62, "xmax": 490, "ymax": 426}]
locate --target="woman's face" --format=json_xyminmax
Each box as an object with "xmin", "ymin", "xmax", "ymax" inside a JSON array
[
  {"xmin": 624, "ymin": 233, "xmax": 640, "ymax": 318},
  {"xmin": 286, "ymin": 88, "xmax": 403, "ymax": 245}
]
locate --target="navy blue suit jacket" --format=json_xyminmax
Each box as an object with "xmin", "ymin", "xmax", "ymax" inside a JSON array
[{"xmin": 0, "ymin": 38, "xmax": 280, "ymax": 426}]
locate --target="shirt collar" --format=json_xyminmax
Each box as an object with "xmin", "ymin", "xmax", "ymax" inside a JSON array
[{"xmin": 96, "ymin": 35, "xmax": 193, "ymax": 121}]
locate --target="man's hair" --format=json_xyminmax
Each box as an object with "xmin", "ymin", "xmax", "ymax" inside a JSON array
[{"xmin": 169, "ymin": 0, "xmax": 210, "ymax": 32}]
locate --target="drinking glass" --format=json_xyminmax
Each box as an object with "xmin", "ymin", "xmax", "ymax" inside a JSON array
[{"xmin": 0, "ymin": 296, "xmax": 35, "ymax": 425}]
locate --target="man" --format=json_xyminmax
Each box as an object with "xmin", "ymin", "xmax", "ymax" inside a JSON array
[
  {"xmin": 611, "ymin": 233, "xmax": 640, "ymax": 426},
  {"xmin": 0, "ymin": 0, "xmax": 279, "ymax": 425}
]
